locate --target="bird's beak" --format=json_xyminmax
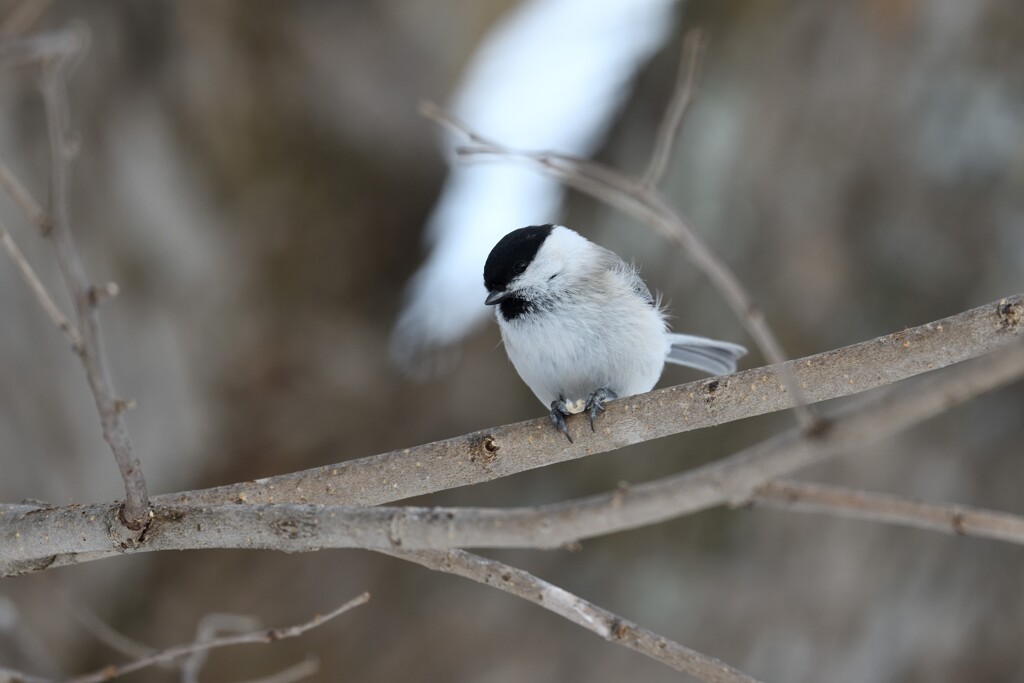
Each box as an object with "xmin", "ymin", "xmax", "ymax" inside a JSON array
[{"xmin": 485, "ymin": 290, "xmax": 510, "ymax": 306}]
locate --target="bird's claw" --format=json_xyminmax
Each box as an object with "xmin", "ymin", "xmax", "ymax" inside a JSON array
[
  {"xmin": 585, "ymin": 387, "xmax": 618, "ymax": 432},
  {"xmin": 549, "ymin": 397, "xmax": 574, "ymax": 443}
]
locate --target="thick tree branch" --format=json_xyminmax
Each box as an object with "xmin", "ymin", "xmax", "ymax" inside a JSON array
[
  {"xmin": 387, "ymin": 549, "xmax": 761, "ymax": 683},
  {"xmin": 752, "ymin": 480, "xmax": 1024, "ymax": 543},
  {"xmin": 0, "ymin": 594, "xmax": 368, "ymax": 683},
  {"xmin": 160, "ymin": 295, "xmax": 1024, "ymax": 509},
  {"xmin": 4, "ymin": 335, "xmax": 1022, "ymax": 575}
]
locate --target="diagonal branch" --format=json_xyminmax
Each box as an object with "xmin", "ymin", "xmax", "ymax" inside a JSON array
[
  {"xmin": 387, "ymin": 549, "xmax": 762, "ymax": 683},
  {"xmin": 159, "ymin": 294, "xmax": 1024, "ymax": 510},
  {"xmin": 751, "ymin": 479, "xmax": 1024, "ymax": 543},
  {"xmin": 4, "ymin": 336, "xmax": 1023, "ymax": 575},
  {"xmin": 640, "ymin": 29, "xmax": 706, "ymax": 190},
  {"xmin": 0, "ymin": 217, "xmax": 82, "ymax": 350}
]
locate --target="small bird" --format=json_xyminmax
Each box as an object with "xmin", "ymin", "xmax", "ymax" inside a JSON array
[{"xmin": 483, "ymin": 224, "xmax": 747, "ymax": 441}]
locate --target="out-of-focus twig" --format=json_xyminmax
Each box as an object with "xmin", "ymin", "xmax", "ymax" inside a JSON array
[
  {"xmin": 67, "ymin": 601, "xmax": 159, "ymax": 664},
  {"xmin": 179, "ymin": 614, "xmax": 261, "ymax": 683},
  {"xmin": 234, "ymin": 657, "xmax": 319, "ymax": 683},
  {"xmin": 752, "ymin": 479, "xmax": 1024, "ymax": 544},
  {"xmin": 0, "ymin": 667, "xmax": 48, "ymax": 683},
  {"xmin": 640, "ymin": 29, "xmax": 705, "ymax": 190},
  {"xmin": 0, "ymin": 160, "xmax": 51, "ymax": 230},
  {"xmin": 0, "ymin": 25, "xmax": 80, "ymax": 67},
  {"xmin": 0, "ymin": 593, "xmax": 369, "ymax": 683},
  {"xmin": 69, "ymin": 601, "xmax": 321, "ymax": 683},
  {"xmin": 388, "ymin": 549, "xmax": 762, "ymax": 683},
  {"xmin": 0, "ymin": 218, "xmax": 82, "ymax": 350}
]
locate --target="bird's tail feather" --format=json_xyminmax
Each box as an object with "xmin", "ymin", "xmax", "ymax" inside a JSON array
[{"xmin": 665, "ymin": 333, "xmax": 747, "ymax": 376}]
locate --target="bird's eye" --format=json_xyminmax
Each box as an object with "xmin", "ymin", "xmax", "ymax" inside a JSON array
[{"xmin": 513, "ymin": 260, "xmax": 528, "ymax": 274}]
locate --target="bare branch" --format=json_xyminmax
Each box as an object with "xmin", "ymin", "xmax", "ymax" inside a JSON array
[
  {"xmin": 752, "ymin": 479, "xmax": 1024, "ymax": 544},
  {"xmin": 640, "ymin": 29, "xmax": 706, "ymax": 190},
  {"xmin": 4, "ymin": 336, "xmax": 1023, "ymax": 575},
  {"xmin": 0, "ymin": 160, "xmax": 51, "ymax": 232},
  {"xmin": 0, "ymin": 593, "xmax": 369, "ymax": 683},
  {"xmin": 28, "ymin": 40, "xmax": 150, "ymax": 529},
  {"xmin": 161, "ymin": 294, "xmax": 1023, "ymax": 510},
  {"xmin": 388, "ymin": 549, "xmax": 761, "ymax": 683},
  {"xmin": 0, "ymin": 218, "xmax": 82, "ymax": 350}
]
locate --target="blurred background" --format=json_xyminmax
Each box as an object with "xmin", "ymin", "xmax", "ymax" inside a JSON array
[{"xmin": 1, "ymin": 1, "xmax": 1023, "ymax": 681}]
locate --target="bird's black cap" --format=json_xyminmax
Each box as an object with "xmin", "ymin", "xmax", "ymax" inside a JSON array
[{"xmin": 483, "ymin": 225, "xmax": 554, "ymax": 293}]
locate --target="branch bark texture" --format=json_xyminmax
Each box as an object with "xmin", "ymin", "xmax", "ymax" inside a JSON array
[
  {"xmin": 3, "ymin": 324, "xmax": 1022, "ymax": 575},
  {"xmin": 752, "ymin": 480, "xmax": 1024, "ymax": 543},
  {"xmin": 161, "ymin": 295, "xmax": 1024, "ymax": 509}
]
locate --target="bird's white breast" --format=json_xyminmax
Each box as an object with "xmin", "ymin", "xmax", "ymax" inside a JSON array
[{"xmin": 496, "ymin": 270, "xmax": 668, "ymax": 407}]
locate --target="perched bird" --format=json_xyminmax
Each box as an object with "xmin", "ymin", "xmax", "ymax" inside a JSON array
[{"xmin": 483, "ymin": 224, "xmax": 747, "ymax": 441}]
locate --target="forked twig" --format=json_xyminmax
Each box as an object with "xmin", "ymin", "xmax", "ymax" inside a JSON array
[{"xmin": 0, "ymin": 593, "xmax": 369, "ymax": 683}]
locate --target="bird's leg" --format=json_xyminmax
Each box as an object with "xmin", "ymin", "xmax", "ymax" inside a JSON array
[
  {"xmin": 585, "ymin": 387, "xmax": 618, "ymax": 432},
  {"xmin": 549, "ymin": 396, "xmax": 574, "ymax": 443}
]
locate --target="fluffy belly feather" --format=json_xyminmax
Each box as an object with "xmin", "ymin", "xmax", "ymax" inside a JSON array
[{"xmin": 499, "ymin": 305, "xmax": 666, "ymax": 407}]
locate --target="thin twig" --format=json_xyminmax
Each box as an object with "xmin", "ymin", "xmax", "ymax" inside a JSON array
[
  {"xmin": 388, "ymin": 549, "xmax": 761, "ymax": 683},
  {"xmin": 1, "ymin": 593, "xmax": 369, "ymax": 683},
  {"xmin": 234, "ymin": 657, "xmax": 319, "ymax": 683},
  {"xmin": 421, "ymin": 99, "xmax": 819, "ymax": 432},
  {"xmin": 33, "ymin": 44, "xmax": 149, "ymax": 529},
  {"xmin": 179, "ymin": 614, "xmax": 261, "ymax": 683},
  {"xmin": 67, "ymin": 601, "xmax": 159, "ymax": 664},
  {"xmin": 0, "ymin": 25, "xmax": 80, "ymax": 67},
  {"xmin": 752, "ymin": 479, "xmax": 1024, "ymax": 544},
  {"xmin": 0, "ymin": 667, "xmax": 49, "ymax": 683},
  {"xmin": 5, "ymin": 338, "xmax": 1023, "ymax": 574},
  {"xmin": 640, "ymin": 29, "xmax": 706, "ymax": 190},
  {"xmin": 0, "ymin": 218, "xmax": 83, "ymax": 350},
  {"xmin": 159, "ymin": 294, "xmax": 1023, "ymax": 510},
  {"xmin": 0, "ymin": 160, "xmax": 51, "ymax": 231}
]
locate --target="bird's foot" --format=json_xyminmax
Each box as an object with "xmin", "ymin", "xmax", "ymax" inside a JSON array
[
  {"xmin": 549, "ymin": 396, "xmax": 574, "ymax": 443},
  {"xmin": 585, "ymin": 387, "xmax": 618, "ymax": 432}
]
